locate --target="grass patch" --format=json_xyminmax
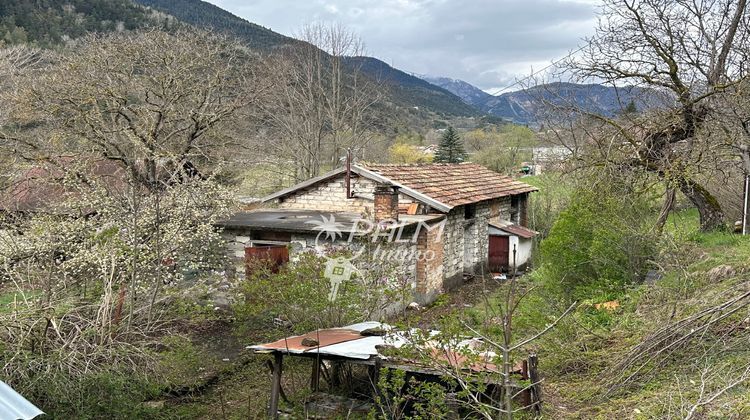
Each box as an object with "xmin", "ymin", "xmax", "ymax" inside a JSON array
[{"xmin": 0, "ymin": 289, "xmax": 40, "ymax": 314}]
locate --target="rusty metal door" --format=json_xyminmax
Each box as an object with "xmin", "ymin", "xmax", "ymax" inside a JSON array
[
  {"xmin": 245, "ymin": 245, "xmax": 289, "ymax": 276},
  {"xmin": 488, "ymin": 235, "xmax": 509, "ymax": 272}
]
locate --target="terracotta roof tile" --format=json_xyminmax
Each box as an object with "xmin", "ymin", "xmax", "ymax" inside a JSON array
[{"xmin": 363, "ymin": 163, "xmax": 537, "ymax": 208}]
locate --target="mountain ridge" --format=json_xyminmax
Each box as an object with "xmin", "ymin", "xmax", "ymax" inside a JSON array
[
  {"xmin": 132, "ymin": 0, "xmax": 480, "ymax": 117},
  {"xmin": 423, "ymin": 76, "xmax": 665, "ymax": 123}
]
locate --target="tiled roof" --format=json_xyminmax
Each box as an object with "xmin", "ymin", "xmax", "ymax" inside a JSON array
[
  {"xmin": 362, "ymin": 163, "xmax": 537, "ymax": 208},
  {"xmin": 490, "ymin": 222, "xmax": 538, "ymax": 239}
]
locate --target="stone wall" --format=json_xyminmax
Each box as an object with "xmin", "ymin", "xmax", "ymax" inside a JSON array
[
  {"xmin": 222, "ymin": 228, "xmax": 419, "ymax": 310},
  {"xmin": 278, "ymin": 175, "xmax": 377, "ymax": 215},
  {"xmin": 488, "ymin": 197, "xmax": 512, "ymax": 224},
  {"xmin": 441, "ymin": 208, "xmax": 465, "ymax": 289},
  {"xmin": 440, "ymin": 198, "xmax": 512, "ymax": 289},
  {"xmin": 415, "ymin": 222, "xmax": 445, "ymax": 304},
  {"xmin": 463, "ymin": 202, "xmax": 491, "ymax": 275}
]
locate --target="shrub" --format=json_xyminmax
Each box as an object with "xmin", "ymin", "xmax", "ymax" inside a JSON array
[
  {"xmin": 15, "ymin": 371, "xmax": 162, "ymax": 420},
  {"xmin": 235, "ymin": 250, "xmax": 411, "ymax": 336},
  {"xmin": 538, "ymin": 188, "xmax": 658, "ymax": 301}
]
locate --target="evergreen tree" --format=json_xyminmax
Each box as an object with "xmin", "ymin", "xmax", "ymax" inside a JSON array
[
  {"xmin": 433, "ymin": 126, "xmax": 467, "ymax": 163},
  {"xmin": 624, "ymin": 100, "xmax": 638, "ymax": 114}
]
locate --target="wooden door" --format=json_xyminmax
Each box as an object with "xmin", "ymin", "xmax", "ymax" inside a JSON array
[
  {"xmin": 245, "ymin": 245, "xmax": 289, "ymax": 276},
  {"xmin": 488, "ymin": 235, "xmax": 509, "ymax": 272}
]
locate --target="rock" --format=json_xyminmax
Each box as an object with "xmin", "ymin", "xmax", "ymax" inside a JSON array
[
  {"xmin": 707, "ymin": 265, "xmax": 736, "ymax": 282},
  {"xmin": 407, "ymin": 301, "xmax": 421, "ymax": 310},
  {"xmin": 273, "ymin": 317, "xmax": 292, "ymax": 329},
  {"xmin": 213, "ymin": 294, "xmax": 231, "ymax": 312},
  {"xmin": 360, "ymin": 327, "xmax": 386, "ymax": 336},
  {"xmin": 144, "ymin": 401, "xmax": 165, "ymax": 409},
  {"xmin": 301, "ymin": 337, "xmax": 319, "ymax": 347},
  {"xmin": 644, "ymin": 270, "xmax": 663, "ymax": 285}
]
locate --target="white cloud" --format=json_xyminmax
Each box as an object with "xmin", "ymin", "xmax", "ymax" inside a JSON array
[{"xmin": 206, "ymin": 0, "xmax": 598, "ymax": 91}]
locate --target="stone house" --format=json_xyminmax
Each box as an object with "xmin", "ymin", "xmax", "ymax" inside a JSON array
[{"xmin": 218, "ymin": 163, "xmax": 537, "ymax": 304}]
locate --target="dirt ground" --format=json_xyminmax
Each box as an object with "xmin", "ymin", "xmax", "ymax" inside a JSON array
[{"xmin": 396, "ymin": 274, "xmax": 509, "ymax": 328}]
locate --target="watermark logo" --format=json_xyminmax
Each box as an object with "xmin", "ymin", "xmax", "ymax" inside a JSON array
[{"xmin": 306, "ymin": 214, "xmax": 445, "ymax": 301}]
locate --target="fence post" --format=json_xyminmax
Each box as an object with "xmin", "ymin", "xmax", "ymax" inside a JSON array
[{"xmin": 528, "ymin": 354, "xmax": 542, "ymax": 416}]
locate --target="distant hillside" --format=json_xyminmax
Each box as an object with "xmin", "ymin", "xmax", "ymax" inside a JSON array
[
  {"xmin": 422, "ymin": 76, "xmax": 493, "ymax": 108},
  {"xmin": 424, "ymin": 77, "xmax": 666, "ymax": 124},
  {"xmin": 482, "ymin": 83, "xmax": 664, "ymax": 123},
  {"xmin": 132, "ymin": 0, "xmax": 294, "ymax": 50},
  {"xmin": 0, "ymin": 0, "xmax": 154, "ymax": 46},
  {"xmin": 132, "ymin": 0, "xmax": 478, "ymax": 117},
  {"xmin": 1, "ymin": 0, "xmax": 479, "ymax": 117},
  {"xmin": 350, "ymin": 59, "xmax": 480, "ymax": 117}
]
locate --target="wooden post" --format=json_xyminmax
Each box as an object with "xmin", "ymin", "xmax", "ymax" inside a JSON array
[
  {"xmin": 268, "ymin": 352, "xmax": 283, "ymax": 419},
  {"xmin": 520, "ymin": 359, "xmax": 531, "ymax": 408},
  {"xmin": 311, "ymin": 358, "xmax": 321, "ymax": 392},
  {"xmin": 528, "ymin": 354, "xmax": 542, "ymax": 416},
  {"xmin": 369, "ymin": 358, "xmax": 382, "ymax": 400}
]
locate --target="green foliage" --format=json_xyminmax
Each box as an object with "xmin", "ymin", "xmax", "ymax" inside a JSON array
[
  {"xmin": 467, "ymin": 125, "xmax": 538, "ymax": 174},
  {"xmin": 371, "ymin": 368, "xmax": 450, "ymax": 419},
  {"xmin": 624, "ymin": 99, "xmax": 638, "ymax": 114},
  {"xmin": 388, "ymin": 142, "xmax": 432, "ymax": 164},
  {"xmin": 14, "ymin": 371, "xmax": 162, "ymax": 420},
  {"xmin": 523, "ymin": 173, "xmax": 574, "ymax": 238},
  {"xmin": 433, "ymin": 126, "xmax": 467, "ymax": 163},
  {"xmin": 236, "ymin": 251, "xmax": 410, "ymax": 336},
  {"xmin": 538, "ymin": 188, "xmax": 659, "ymax": 301}
]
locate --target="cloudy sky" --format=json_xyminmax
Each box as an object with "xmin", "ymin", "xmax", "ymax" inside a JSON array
[{"xmin": 205, "ymin": 0, "xmax": 599, "ymax": 94}]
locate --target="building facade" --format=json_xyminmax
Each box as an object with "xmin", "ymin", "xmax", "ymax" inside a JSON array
[{"xmin": 219, "ymin": 163, "xmax": 537, "ymax": 304}]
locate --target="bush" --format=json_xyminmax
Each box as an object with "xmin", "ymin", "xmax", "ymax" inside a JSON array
[
  {"xmin": 235, "ymin": 251, "xmax": 411, "ymax": 336},
  {"xmin": 16, "ymin": 371, "xmax": 162, "ymax": 420},
  {"xmin": 538, "ymin": 188, "xmax": 658, "ymax": 301}
]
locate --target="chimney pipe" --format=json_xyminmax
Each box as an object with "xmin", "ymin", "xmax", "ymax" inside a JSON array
[{"xmin": 346, "ymin": 149, "xmax": 353, "ymax": 199}]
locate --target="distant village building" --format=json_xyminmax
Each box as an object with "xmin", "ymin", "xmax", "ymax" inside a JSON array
[
  {"xmin": 531, "ymin": 146, "xmax": 571, "ymax": 174},
  {"xmin": 218, "ymin": 163, "xmax": 537, "ymax": 304},
  {"xmin": 416, "ymin": 144, "xmax": 438, "ymax": 157}
]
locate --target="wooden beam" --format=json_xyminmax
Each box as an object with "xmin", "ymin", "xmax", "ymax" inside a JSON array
[
  {"xmin": 310, "ymin": 358, "xmax": 321, "ymax": 392},
  {"xmin": 268, "ymin": 352, "xmax": 283, "ymax": 419}
]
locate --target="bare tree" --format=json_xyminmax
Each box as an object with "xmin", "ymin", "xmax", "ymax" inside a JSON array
[
  {"xmin": 259, "ymin": 23, "xmax": 382, "ymax": 181},
  {"xmin": 554, "ymin": 0, "xmax": 749, "ymax": 231},
  {"xmin": 4, "ymin": 29, "xmax": 272, "ymax": 191},
  {"xmin": 0, "ymin": 45, "xmax": 47, "ymax": 188}
]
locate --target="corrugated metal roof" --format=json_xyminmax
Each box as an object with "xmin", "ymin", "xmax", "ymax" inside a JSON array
[
  {"xmin": 0, "ymin": 381, "xmax": 44, "ymax": 420},
  {"xmin": 248, "ymin": 322, "xmax": 499, "ymax": 373},
  {"xmin": 216, "ymin": 210, "xmax": 443, "ymax": 232}
]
